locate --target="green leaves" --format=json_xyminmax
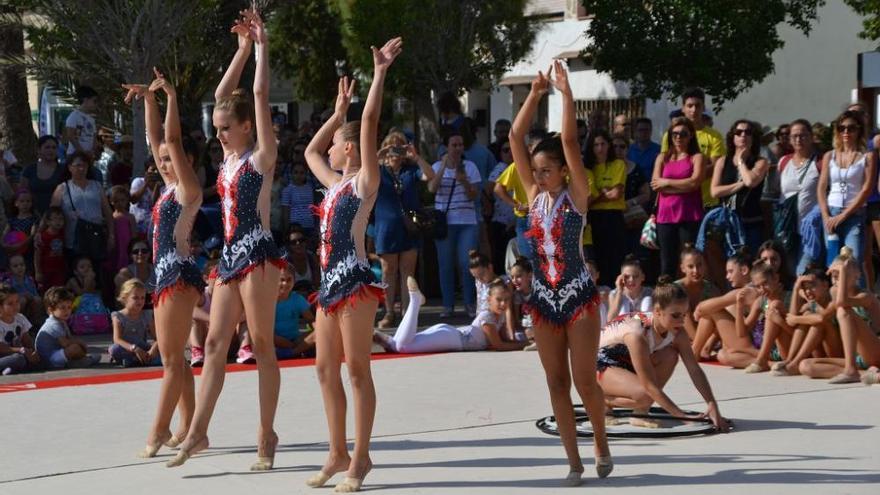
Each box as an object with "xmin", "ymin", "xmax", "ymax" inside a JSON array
[
  {"xmin": 583, "ymin": 0, "xmax": 825, "ymax": 111},
  {"xmin": 844, "ymin": 0, "xmax": 880, "ymax": 42}
]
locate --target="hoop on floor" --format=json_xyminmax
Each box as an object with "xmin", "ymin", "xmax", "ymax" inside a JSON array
[{"xmin": 535, "ymin": 405, "xmax": 731, "ymax": 438}]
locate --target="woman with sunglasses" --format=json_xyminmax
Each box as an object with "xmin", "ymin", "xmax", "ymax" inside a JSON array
[
  {"xmin": 817, "ymin": 110, "xmax": 877, "ymax": 271},
  {"xmin": 597, "ymin": 277, "xmax": 729, "ymax": 431},
  {"xmin": 285, "ymin": 227, "xmax": 320, "ymax": 288},
  {"xmin": 710, "ymin": 120, "xmax": 769, "ymax": 256},
  {"xmin": 651, "ymin": 117, "xmax": 705, "ymax": 278},
  {"xmin": 778, "ymin": 119, "xmax": 820, "ymax": 275},
  {"xmin": 114, "ymin": 240, "xmax": 155, "ymax": 303}
]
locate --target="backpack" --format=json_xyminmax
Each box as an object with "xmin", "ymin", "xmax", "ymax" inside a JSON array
[{"xmin": 70, "ymin": 293, "xmax": 111, "ymax": 335}]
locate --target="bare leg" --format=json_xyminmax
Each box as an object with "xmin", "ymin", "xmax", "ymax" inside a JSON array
[
  {"xmin": 691, "ymin": 317, "xmax": 717, "ymax": 358},
  {"xmin": 397, "ymin": 249, "xmax": 418, "ymax": 313},
  {"xmin": 167, "ymin": 282, "xmax": 244, "ymax": 467},
  {"xmin": 240, "ymin": 265, "xmax": 282, "ymax": 470},
  {"xmin": 567, "ymin": 313, "xmax": 611, "ymax": 470},
  {"xmin": 784, "ymin": 325, "xmax": 829, "ymax": 374},
  {"xmin": 799, "ymin": 357, "xmax": 846, "ymax": 378},
  {"xmin": 336, "ymin": 296, "xmax": 380, "ymax": 490},
  {"xmin": 533, "ymin": 324, "xmax": 582, "ymax": 480},
  {"xmin": 141, "ymin": 288, "xmax": 200, "ymax": 457},
  {"xmin": 308, "ymin": 309, "xmax": 350, "ymax": 487},
  {"xmin": 378, "ymin": 253, "xmax": 399, "ymax": 326}
]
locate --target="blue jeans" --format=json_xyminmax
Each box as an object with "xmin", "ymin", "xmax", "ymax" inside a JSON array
[
  {"xmin": 515, "ymin": 217, "xmax": 533, "ymax": 258},
  {"xmin": 435, "ymin": 223, "xmax": 479, "ymax": 310},
  {"xmin": 828, "ymin": 206, "xmax": 866, "ymax": 264}
]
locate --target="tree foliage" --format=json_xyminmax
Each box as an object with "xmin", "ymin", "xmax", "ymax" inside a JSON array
[
  {"xmin": 0, "ymin": 6, "xmax": 35, "ymax": 165},
  {"xmin": 269, "ymin": 0, "xmax": 347, "ymax": 104},
  {"xmin": 845, "ymin": 0, "xmax": 880, "ymax": 42},
  {"xmin": 582, "ymin": 0, "xmax": 825, "ymax": 110}
]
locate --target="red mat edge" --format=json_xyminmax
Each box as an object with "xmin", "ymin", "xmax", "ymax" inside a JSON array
[{"xmin": 0, "ymin": 352, "xmax": 425, "ymax": 394}]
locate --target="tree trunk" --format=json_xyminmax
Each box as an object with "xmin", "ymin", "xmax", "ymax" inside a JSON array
[{"xmin": 0, "ymin": 18, "xmax": 36, "ymax": 166}]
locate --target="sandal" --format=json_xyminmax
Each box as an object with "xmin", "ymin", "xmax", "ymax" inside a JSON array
[{"xmin": 861, "ymin": 367, "xmax": 880, "ymax": 385}]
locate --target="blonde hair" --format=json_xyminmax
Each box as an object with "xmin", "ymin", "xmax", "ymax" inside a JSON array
[
  {"xmin": 117, "ymin": 278, "xmax": 146, "ymax": 304},
  {"xmin": 214, "ymin": 88, "xmax": 255, "ymax": 126},
  {"xmin": 381, "ymin": 129, "xmax": 407, "ymax": 149}
]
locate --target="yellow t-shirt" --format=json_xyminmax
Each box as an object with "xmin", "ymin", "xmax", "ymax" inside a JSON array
[
  {"xmin": 589, "ymin": 159, "xmax": 627, "ymax": 211},
  {"xmin": 661, "ymin": 126, "xmax": 726, "ymax": 207},
  {"xmin": 496, "ymin": 163, "xmax": 529, "ymax": 218}
]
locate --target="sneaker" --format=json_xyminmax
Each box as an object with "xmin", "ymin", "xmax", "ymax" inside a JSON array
[
  {"xmin": 236, "ymin": 345, "xmax": 256, "ymax": 364},
  {"xmin": 2, "ymin": 367, "xmax": 12, "ymax": 376},
  {"xmin": 190, "ymin": 346, "xmax": 205, "ymax": 367},
  {"xmin": 439, "ymin": 308, "xmax": 454, "ymax": 319}
]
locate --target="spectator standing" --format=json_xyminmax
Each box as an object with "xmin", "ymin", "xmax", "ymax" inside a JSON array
[
  {"xmin": 64, "ymin": 86, "xmax": 99, "ymax": 158},
  {"xmin": 429, "ymin": 131, "xmax": 482, "ymax": 317},
  {"xmin": 585, "ymin": 129, "xmax": 627, "ymax": 286},
  {"xmin": 817, "ymin": 110, "xmax": 876, "ymax": 268},
  {"xmin": 372, "ymin": 130, "xmax": 434, "ymax": 327},
  {"xmin": 778, "ymin": 119, "xmax": 821, "ymax": 275},
  {"xmin": 627, "ymin": 118, "xmax": 661, "ymax": 181},
  {"xmin": 652, "ymin": 117, "xmax": 705, "ymax": 278},
  {"xmin": 488, "ymin": 119, "xmax": 511, "ymax": 161},
  {"xmin": 50, "ymin": 151, "xmax": 115, "ymax": 262},
  {"xmin": 21, "ymin": 136, "xmax": 66, "ymax": 216},
  {"xmin": 660, "ymin": 88, "xmax": 726, "ymax": 209},
  {"xmin": 280, "ymin": 161, "xmax": 318, "ymax": 240}
]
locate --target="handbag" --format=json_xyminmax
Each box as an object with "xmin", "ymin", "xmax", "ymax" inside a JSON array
[
  {"xmin": 640, "ymin": 214, "xmax": 658, "ymax": 250},
  {"xmin": 408, "ymin": 174, "xmax": 457, "ymax": 241},
  {"xmin": 66, "ymin": 181, "xmax": 107, "ymax": 261}
]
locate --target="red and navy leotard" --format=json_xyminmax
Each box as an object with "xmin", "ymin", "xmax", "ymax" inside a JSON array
[
  {"xmin": 313, "ymin": 174, "xmax": 384, "ymax": 314},
  {"xmin": 148, "ymin": 184, "xmax": 206, "ymax": 305},
  {"xmin": 215, "ymin": 150, "xmax": 284, "ymax": 283},
  {"xmin": 524, "ymin": 190, "xmax": 599, "ymax": 328}
]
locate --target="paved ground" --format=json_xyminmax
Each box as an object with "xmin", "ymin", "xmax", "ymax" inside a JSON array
[{"xmin": 2, "ymin": 337, "xmax": 879, "ymax": 494}]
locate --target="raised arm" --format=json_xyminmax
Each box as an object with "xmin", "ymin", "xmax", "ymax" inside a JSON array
[
  {"xmin": 247, "ymin": 13, "xmax": 277, "ymax": 175},
  {"xmin": 550, "ymin": 60, "xmax": 588, "ymax": 212},
  {"xmin": 357, "ymin": 37, "xmax": 402, "ymax": 197},
  {"xmin": 149, "ymin": 70, "xmax": 201, "ymax": 206},
  {"xmin": 215, "ymin": 12, "xmax": 254, "ymax": 101},
  {"xmin": 123, "ymin": 83, "xmax": 161, "ymax": 162},
  {"xmin": 304, "ymin": 78, "xmax": 355, "ymax": 188},
  {"xmin": 509, "ymin": 70, "xmax": 550, "ymax": 205}
]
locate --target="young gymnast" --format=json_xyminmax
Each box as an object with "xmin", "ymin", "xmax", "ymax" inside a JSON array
[
  {"xmin": 123, "ymin": 68, "xmax": 205, "ymax": 457},
  {"xmin": 772, "ymin": 268, "xmax": 841, "ymax": 376},
  {"xmin": 736, "ymin": 261, "xmax": 793, "ymax": 373},
  {"xmin": 374, "ymin": 277, "xmax": 525, "ymax": 353},
  {"xmin": 597, "ymin": 278, "xmax": 729, "ymax": 431},
  {"xmin": 800, "ymin": 248, "xmax": 880, "ymax": 383},
  {"xmin": 607, "ymin": 255, "xmax": 653, "ymax": 320},
  {"xmin": 675, "ymin": 245, "xmax": 720, "ymax": 340},
  {"xmin": 303, "ymin": 38, "xmax": 402, "ymax": 492},
  {"xmin": 169, "ymin": 9, "xmax": 284, "ymax": 470},
  {"xmin": 508, "ymin": 60, "xmax": 611, "ymax": 486},
  {"xmin": 469, "ymin": 250, "xmax": 497, "ymax": 314},
  {"xmin": 508, "ymin": 256, "xmax": 534, "ymax": 344},
  {"xmin": 691, "ymin": 252, "xmax": 757, "ymax": 365}
]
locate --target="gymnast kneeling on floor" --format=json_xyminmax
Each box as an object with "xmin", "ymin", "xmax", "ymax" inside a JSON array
[{"xmin": 596, "ymin": 277, "xmax": 730, "ymax": 431}]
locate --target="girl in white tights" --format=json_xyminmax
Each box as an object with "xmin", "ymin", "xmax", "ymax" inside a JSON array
[{"xmin": 374, "ymin": 278, "xmax": 526, "ymax": 353}]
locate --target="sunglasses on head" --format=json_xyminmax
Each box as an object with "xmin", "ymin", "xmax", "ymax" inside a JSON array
[{"xmin": 734, "ymin": 128, "xmax": 752, "ymax": 137}]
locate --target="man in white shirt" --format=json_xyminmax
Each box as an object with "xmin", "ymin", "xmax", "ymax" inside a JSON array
[{"xmin": 64, "ymin": 86, "xmax": 99, "ymax": 159}]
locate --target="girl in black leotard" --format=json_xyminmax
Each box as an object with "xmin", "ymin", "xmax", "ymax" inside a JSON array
[{"xmin": 122, "ymin": 69, "xmax": 204, "ymax": 458}]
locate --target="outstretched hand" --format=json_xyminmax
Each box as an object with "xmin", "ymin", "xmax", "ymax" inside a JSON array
[
  {"xmin": 372, "ymin": 37, "xmax": 403, "ymax": 71},
  {"xmin": 549, "ymin": 59, "xmax": 571, "ymax": 95},
  {"xmin": 122, "ymin": 84, "xmax": 151, "ymax": 104},
  {"xmin": 147, "ymin": 67, "xmax": 175, "ymax": 97},
  {"xmin": 530, "ymin": 66, "xmax": 552, "ymax": 96},
  {"xmin": 334, "ymin": 76, "xmax": 356, "ymax": 117},
  {"xmin": 230, "ymin": 5, "xmax": 259, "ymax": 45}
]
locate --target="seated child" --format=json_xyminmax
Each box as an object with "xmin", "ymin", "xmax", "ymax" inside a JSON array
[
  {"xmin": 108, "ymin": 279, "xmax": 159, "ymax": 367},
  {"xmin": 674, "ymin": 245, "xmax": 720, "ymax": 340},
  {"xmin": 736, "ymin": 261, "xmax": 793, "ymax": 373},
  {"xmin": 34, "ymin": 287, "xmax": 100, "ymax": 369},
  {"xmin": 608, "ymin": 255, "xmax": 653, "ymax": 320},
  {"xmin": 692, "ymin": 252, "xmax": 757, "ymax": 365},
  {"xmin": 800, "ymin": 248, "xmax": 880, "ymax": 384},
  {"xmin": 0, "ymin": 284, "xmax": 39, "ymax": 374},
  {"xmin": 2, "ymin": 254, "xmax": 42, "ymax": 325},
  {"xmin": 507, "ymin": 256, "xmax": 533, "ymax": 345},
  {"xmin": 274, "ymin": 265, "xmax": 315, "ymax": 359},
  {"xmin": 374, "ymin": 277, "xmax": 526, "ymax": 353},
  {"xmin": 773, "ymin": 268, "xmax": 841, "ymax": 376}
]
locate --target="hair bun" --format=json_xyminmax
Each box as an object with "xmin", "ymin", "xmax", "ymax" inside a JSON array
[{"xmin": 231, "ymin": 88, "xmax": 247, "ymax": 97}]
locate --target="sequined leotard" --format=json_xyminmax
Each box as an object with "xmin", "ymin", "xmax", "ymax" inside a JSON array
[
  {"xmin": 313, "ymin": 174, "xmax": 384, "ymax": 314},
  {"xmin": 215, "ymin": 150, "xmax": 285, "ymax": 283},
  {"xmin": 148, "ymin": 184, "xmax": 206, "ymax": 305},
  {"xmin": 524, "ymin": 190, "xmax": 599, "ymax": 328}
]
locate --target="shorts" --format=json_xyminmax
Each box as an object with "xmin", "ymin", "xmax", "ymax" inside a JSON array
[{"xmin": 867, "ymin": 202, "xmax": 880, "ymax": 222}]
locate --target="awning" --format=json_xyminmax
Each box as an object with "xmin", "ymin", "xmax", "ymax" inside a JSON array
[{"xmin": 498, "ymin": 75, "xmax": 536, "ymax": 86}]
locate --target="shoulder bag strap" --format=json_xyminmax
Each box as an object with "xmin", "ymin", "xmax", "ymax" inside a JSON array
[{"xmin": 65, "ymin": 181, "xmax": 77, "ymax": 213}]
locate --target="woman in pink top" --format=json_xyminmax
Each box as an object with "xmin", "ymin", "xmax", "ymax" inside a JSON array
[{"xmin": 651, "ymin": 117, "xmax": 705, "ymax": 277}]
